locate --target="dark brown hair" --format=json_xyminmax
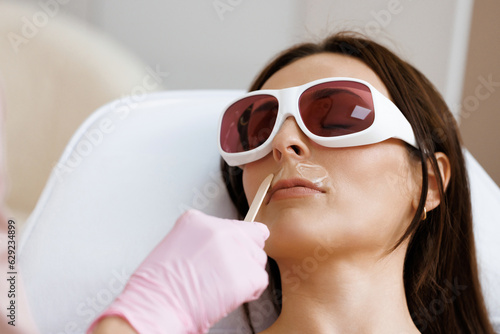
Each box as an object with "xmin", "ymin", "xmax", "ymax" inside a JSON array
[{"xmin": 221, "ymin": 32, "xmax": 494, "ymax": 333}]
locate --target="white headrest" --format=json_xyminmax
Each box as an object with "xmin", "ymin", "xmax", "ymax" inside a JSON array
[{"xmin": 19, "ymin": 91, "xmax": 500, "ymax": 333}]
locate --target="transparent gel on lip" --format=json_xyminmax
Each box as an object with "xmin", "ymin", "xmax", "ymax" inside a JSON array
[
  {"xmin": 296, "ymin": 162, "xmax": 329, "ymax": 188},
  {"xmin": 273, "ymin": 162, "xmax": 330, "ymax": 188}
]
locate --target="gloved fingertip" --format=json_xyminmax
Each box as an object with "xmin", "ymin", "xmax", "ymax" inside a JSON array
[
  {"xmin": 254, "ymin": 222, "xmax": 270, "ymax": 240},
  {"xmin": 250, "ymin": 280, "xmax": 269, "ymax": 301}
]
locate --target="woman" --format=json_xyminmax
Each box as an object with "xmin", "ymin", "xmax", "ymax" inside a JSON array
[
  {"xmin": 91, "ymin": 32, "xmax": 495, "ymax": 333},
  {"xmin": 221, "ymin": 31, "xmax": 494, "ymax": 333}
]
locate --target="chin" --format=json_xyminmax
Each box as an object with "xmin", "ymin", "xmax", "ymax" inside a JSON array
[
  {"xmin": 263, "ymin": 218, "xmax": 337, "ymax": 259},
  {"xmin": 259, "ymin": 200, "xmax": 323, "ymax": 222}
]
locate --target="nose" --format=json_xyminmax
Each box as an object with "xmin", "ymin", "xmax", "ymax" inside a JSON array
[{"xmin": 272, "ymin": 117, "xmax": 311, "ymax": 162}]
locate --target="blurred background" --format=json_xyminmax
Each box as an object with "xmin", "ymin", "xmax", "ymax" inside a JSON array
[{"xmin": 0, "ymin": 0, "xmax": 499, "ymax": 226}]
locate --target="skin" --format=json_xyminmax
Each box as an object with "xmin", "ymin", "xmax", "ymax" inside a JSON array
[
  {"xmin": 242, "ymin": 53, "xmax": 450, "ymax": 334},
  {"xmin": 91, "ymin": 316, "xmax": 137, "ymax": 334}
]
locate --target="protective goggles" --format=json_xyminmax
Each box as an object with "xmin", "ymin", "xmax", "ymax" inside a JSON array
[{"xmin": 218, "ymin": 77, "xmax": 418, "ymax": 166}]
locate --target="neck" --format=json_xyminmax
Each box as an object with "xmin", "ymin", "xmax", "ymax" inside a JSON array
[{"xmin": 261, "ymin": 245, "xmax": 420, "ymax": 334}]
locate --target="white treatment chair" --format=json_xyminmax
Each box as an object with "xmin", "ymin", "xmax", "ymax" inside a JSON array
[{"xmin": 18, "ymin": 91, "xmax": 500, "ymax": 333}]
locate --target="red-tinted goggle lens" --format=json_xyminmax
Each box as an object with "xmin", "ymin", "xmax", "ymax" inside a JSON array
[{"xmin": 220, "ymin": 81, "xmax": 375, "ymax": 154}]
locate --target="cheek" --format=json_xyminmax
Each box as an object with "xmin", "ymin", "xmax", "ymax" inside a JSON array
[
  {"xmin": 242, "ymin": 164, "xmax": 264, "ymax": 205},
  {"xmin": 242, "ymin": 168, "xmax": 252, "ymax": 203},
  {"xmin": 338, "ymin": 147, "xmax": 418, "ymax": 203},
  {"xmin": 328, "ymin": 148, "xmax": 420, "ymax": 239}
]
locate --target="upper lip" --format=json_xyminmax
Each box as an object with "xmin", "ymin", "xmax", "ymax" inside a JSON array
[{"xmin": 266, "ymin": 177, "xmax": 326, "ymax": 203}]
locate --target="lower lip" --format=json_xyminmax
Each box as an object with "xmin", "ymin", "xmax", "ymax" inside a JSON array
[{"xmin": 269, "ymin": 186, "xmax": 323, "ymax": 202}]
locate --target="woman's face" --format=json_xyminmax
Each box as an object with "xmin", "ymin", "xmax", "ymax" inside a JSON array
[{"xmin": 242, "ymin": 53, "xmax": 421, "ymax": 261}]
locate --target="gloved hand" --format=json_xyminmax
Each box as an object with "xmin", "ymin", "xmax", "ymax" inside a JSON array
[{"xmin": 87, "ymin": 209, "xmax": 270, "ymax": 334}]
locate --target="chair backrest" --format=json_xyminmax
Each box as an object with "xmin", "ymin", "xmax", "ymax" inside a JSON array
[{"xmin": 19, "ymin": 91, "xmax": 500, "ymax": 333}]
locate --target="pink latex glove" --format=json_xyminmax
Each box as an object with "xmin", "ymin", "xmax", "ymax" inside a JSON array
[{"xmin": 87, "ymin": 209, "xmax": 270, "ymax": 334}]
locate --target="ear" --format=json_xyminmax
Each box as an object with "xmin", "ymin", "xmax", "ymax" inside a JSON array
[{"xmin": 424, "ymin": 152, "xmax": 451, "ymax": 211}]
